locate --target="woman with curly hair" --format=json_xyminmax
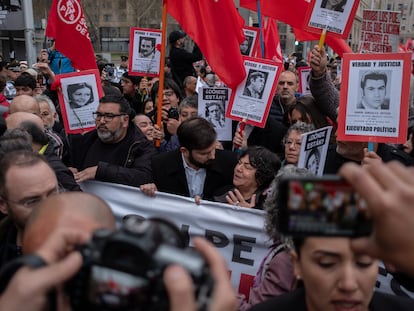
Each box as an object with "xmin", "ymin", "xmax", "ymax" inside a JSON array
[{"xmin": 213, "ymin": 146, "xmax": 281, "ymax": 209}]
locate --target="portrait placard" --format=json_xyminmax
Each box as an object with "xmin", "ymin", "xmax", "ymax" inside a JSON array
[
  {"xmin": 226, "ymin": 57, "xmax": 282, "ymax": 128},
  {"xmin": 57, "ymin": 69, "xmax": 103, "ymax": 134},
  {"xmin": 240, "ymin": 26, "xmax": 260, "ymax": 57},
  {"xmin": 129, "ymin": 27, "xmax": 162, "ymax": 77},
  {"xmin": 304, "ymin": 0, "xmax": 359, "ymax": 38},
  {"xmin": 198, "ymin": 87, "xmax": 232, "ymax": 141},
  {"xmin": 298, "ymin": 66, "xmax": 312, "ymax": 95},
  {"xmin": 297, "ymin": 126, "xmax": 333, "ymax": 176},
  {"xmin": 337, "ymin": 52, "xmax": 411, "ymax": 144}
]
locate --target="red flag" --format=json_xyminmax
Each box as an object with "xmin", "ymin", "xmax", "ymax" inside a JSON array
[
  {"xmin": 167, "ymin": 0, "xmax": 246, "ymax": 89},
  {"xmin": 263, "ymin": 17, "xmax": 284, "ymax": 63},
  {"xmin": 240, "ymin": 0, "xmax": 352, "ymax": 57},
  {"xmin": 240, "ymin": 0, "xmax": 308, "ymax": 29},
  {"xmin": 46, "ymin": 0, "xmax": 97, "ymax": 71}
]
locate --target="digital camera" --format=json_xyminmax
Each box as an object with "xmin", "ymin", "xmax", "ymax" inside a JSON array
[
  {"xmin": 66, "ymin": 217, "xmax": 213, "ymax": 311},
  {"xmin": 105, "ymin": 63, "xmax": 117, "ymax": 82},
  {"xmin": 167, "ymin": 107, "xmax": 179, "ymax": 120}
]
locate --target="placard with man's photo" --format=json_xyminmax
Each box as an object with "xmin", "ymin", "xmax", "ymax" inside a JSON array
[
  {"xmin": 304, "ymin": 0, "xmax": 360, "ymax": 38},
  {"xmin": 129, "ymin": 27, "xmax": 162, "ymax": 77},
  {"xmin": 298, "ymin": 66, "xmax": 312, "ymax": 95},
  {"xmin": 337, "ymin": 52, "xmax": 411, "ymax": 144},
  {"xmin": 226, "ymin": 57, "xmax": 282, "ymax": 128},
  {"xmin": 240, "ymin": 26, "xmax": 259, "ymax": 57},
  {"xmin": 198, "ymin": 87, "xmax": 232, "ymax": 141},
  {"xmin": 57, "ymin": 69, "xmax": 103, "ymax": 134}
]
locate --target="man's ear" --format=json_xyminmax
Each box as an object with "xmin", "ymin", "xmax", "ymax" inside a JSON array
[
  {"xmin": 0, "ymin": 197, "xmax": 9, "ymax": 215},
  {"xmin": 179, "ymin": 146, "xmax": 188, "ymax": 155},
  {"xmin": 291, "ymin": 250, "xmax": 301, "ymax": 278}
]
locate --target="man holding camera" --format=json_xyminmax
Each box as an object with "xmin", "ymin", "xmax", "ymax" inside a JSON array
[{"xmin": 68, "ymin": 94, "xmax": 158, "ymax": 187}]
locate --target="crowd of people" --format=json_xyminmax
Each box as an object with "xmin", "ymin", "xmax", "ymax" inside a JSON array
[{"xmin": 1, "ymin": 26, "xmax": 414, "ymax": 310}]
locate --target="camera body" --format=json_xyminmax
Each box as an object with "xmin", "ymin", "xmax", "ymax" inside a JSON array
[
  {"xmin": 67, "ymin": 218, "xmax": 212, "ymax": 311},
  {"xmin": 105, "ymin": 63, "xmax": 117, "ymax": 82},
  {"xmin": 277, "ymin": 175, "xmax": 372, "ymax": 237},
  {"xmin": 167, "ymin": 107, "xmax": 179, "ymax": 120}
]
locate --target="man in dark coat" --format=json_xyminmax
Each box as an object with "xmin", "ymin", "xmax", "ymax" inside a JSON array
[
  {"xmin": 69, "ymin": 94, "xmax": 158, "ymax": 187},
  {"xmin": 140, "ymin": 117, "xmax": 238, "ymax": 201},
  {"xmin": 169, "ymin": 30, "xmax": 203, "ymax": 87}
]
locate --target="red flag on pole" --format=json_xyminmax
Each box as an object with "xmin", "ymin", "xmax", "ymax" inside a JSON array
[
  {"xmin": 263, "ymin": 17, "xmax": 284, "ymax": 63},
  {"xmin": 46, "ymin": 0, "xmax": 97, "ymax": 70},
  {"xmin": 167, "ymin": 0, "xmax": 246, "ymax": 89}
]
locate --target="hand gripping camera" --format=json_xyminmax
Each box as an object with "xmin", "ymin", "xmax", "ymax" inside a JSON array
[{"xmin": 66, "ymin": 217, "xmax": 213, "ymax": 311}]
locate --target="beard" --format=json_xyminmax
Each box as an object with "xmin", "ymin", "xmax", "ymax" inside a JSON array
[
  {"xmin": 188, "ymin": 151, "xmax": 214, "ymax": 169},
  {"xmin": 97, "ymin": 125, "xmax": 124, "ymax": 143}
]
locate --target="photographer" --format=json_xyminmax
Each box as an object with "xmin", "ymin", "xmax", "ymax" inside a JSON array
[{"xmin": 0, "ymin": 231, "xmax": 237, "ymax": 311}]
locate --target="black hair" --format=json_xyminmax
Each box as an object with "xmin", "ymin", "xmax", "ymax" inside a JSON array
[
  {"xmin": 150, "ymin": 78, "xmax": 183, "ymax": 104},
  {"xmin": 19, "ymin": 121, "xmax": 49, "ymax": 146},
  {"xmin": 177, "ymin": 117, "xmax": 216, "ymax": 150},
  {"xmin": 99, "ymin": 94, "xmax": 133, "ymax": 118},
  {"xmin": 15, "ymin": 72, "xmax": 36, "ymax": 90},
  {"xmin": 360, "ymin": 72, "xmax": 387, "ymax": 89},
  {"xmin": 239, "ymin": 146, "xmax": 281, "ymax": 190}
]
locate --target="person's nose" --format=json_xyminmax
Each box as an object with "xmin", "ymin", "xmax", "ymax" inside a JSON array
[{"xmin": 337, "ymin": 264, "xmax": 359, "ymax": 293}]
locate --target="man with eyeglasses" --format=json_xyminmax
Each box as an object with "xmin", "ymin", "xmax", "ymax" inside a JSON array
[
  {"xmin": 0, "ymin": 150, "xmax": 59, "ymax": 268},
  {"xmin": 68, "ymin": 94, "xmax": 158, "ymax": 187}
]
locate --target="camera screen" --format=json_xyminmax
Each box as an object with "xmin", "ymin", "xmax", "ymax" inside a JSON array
[
  {"xmin": 279, "ymin": 177, "xmax": 371, "ymax": 237},
  {"xmin": 88, "ymin": 265, "xmax": 149, "ymax": 308}
]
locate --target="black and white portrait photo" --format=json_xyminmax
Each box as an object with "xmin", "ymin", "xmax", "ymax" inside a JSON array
[
  {"xmin": 67, "ymin": 82, "xmax": 95, "ymax": 109},
  {"xmin": 320, "ymin": 0, "xmax": 347, "ymax": 13},
  {"xmin": 240, "ymin": 35, "xmax": 253, "ymax": 56},
  {"xmin": 139, "ymin": 36, "xmax": 156, "ymax": 59},
  {"xmin": 357, "ymin": 71, "xmax": 390, "ymax": 110},
  {"xmin": 205, "ymin": 101, "xmax": 226, "ymax": 128},
  {"xmin": 243, "ymin": 70, "xmax": 267, "ymax": 99}
]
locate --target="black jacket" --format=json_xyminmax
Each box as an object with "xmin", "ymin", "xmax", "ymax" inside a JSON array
[
  {"xmin": 151, "ymin": 149, "xmax": 237, "ymax": 200},
  {"xmin": 249, "ymin": 287, "xmax": 414, "ymax": 311},
  {"xmin": 69, "ymin": 125, "xmax": 158, "ymax": 187},
  {"xmin": 169, "ymin": 44, "xmax": 202, "ymax": 86},
  {"xmin": 324, "ymin": 143, "xmax": 414, "ymax": 174}
]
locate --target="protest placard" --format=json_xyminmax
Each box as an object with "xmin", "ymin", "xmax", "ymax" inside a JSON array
[
  {"xmin": 297, "ymin": 126, "xmax": 333, "ymax": 175},
  {"xmin": 298, "ymin": 66, "xmax": 312, "ymax": 95},
  {"xmin": 129, "ymin": 27, "xmax": 162, "ymax": 77},
  {"xmin": 198, "ymin": 87, "xmax": 232, "ymax": 141},
  {"xmin": 226, "ymin": 57, "xmax": 282, "ymax": 128},
  {"xmin": 337, "ymin": 52, "xmax": 411, "ymax": 144},
  {"xmin": 359, "ymin": 10, "xmax": 401, "ymax": 53},
  {"xmin": 241, "ymin": 26, "xmax": 259, "ymax": 57},
  {"xmin": 58, "ymin": 69, "xmax": 103, "ymax": 134},
  {"xmin": 304, "ymin": 0, "xmax": 359, "ymax": 38}
]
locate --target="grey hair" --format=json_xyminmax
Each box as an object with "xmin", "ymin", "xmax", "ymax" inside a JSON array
[
  {"xmin": 35, "ymin": 94, "xmax": 59, "ymax": 126},
  {"xmin": 282, "ymin": 121, "xmax": 315, "ymax": 146},
  {"xmin": 263, "ymin": 164, "xmax": 313, "ymax": 242}
]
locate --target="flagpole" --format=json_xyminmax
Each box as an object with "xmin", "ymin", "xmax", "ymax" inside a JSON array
[
  {"xmin": 155, "ymin": 0, "xmax": 168, "ymax": 148},
  {"xmin": 256, "ymin": 0, "xmax": 265, "ymax": 58}
]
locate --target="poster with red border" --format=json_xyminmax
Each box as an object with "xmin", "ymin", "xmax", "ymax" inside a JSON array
[
  {"xmin": 240, "ymin": 26, "xmax": 260, "ymax": 57},
  {"xmin": 298, "ymin": 66, "xmax": 312, "ymax": 95},
  {"xmin": 226, "ymin": 57, "xmax": 282, "ymax": 128},
  {"xmin": 57, "ymin": 69, "xmax": 103, "ymax": 134},
  {"xmin": 129, "ymin": 27, "xmax": 162, "ymax": 77},
  {"xmin": 304, "ymin": 0, "xmax": 359, "ymax": 39},
  {"xmin": 337, "ymin": 52, "xmax": 411, "ymax": 144}
]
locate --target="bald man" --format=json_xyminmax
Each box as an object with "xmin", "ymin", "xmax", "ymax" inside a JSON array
[
  {"xmin": 9, "ymin": 95, "xmax": 40, "ymax": 115},
  {"xmin": 6, "ymin": 111, "xmax": 43, "ymax": 130},
  {"xmin": 5, "ymin": 112, "xmax": 80, "ymax": 191},
  {"xmin": 23, "ymin": 192, "xmax": 116, "ymax": 254}
]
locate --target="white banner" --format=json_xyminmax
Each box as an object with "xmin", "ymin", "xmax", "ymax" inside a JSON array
[
  {"xmin": 81, "ymin": 180, "xmax": 270, "ymax": 296},
  {"xmin": 81, "ymin": 180, "xmax": 414, "ymax": 299}
]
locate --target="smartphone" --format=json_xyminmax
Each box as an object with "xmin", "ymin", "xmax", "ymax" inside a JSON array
[{"xmin": 277, "ymin": 175, "xmax": 372, "ymax": 237}]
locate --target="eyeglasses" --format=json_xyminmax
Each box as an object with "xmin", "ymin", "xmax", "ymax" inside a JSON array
[
  {"xmin": 163, "ymin": 90, "xmax": 175, "ymax": 97},
  {"xmin": 93, "ymin": 112, "xmax": 127, "ymax": 122},
  {"xmin": 3, "ymin": 187, "xmax": 61, "ymax": 208},
  {"xmin": 284, "ymin": 139, "xmax": 302, "ymax": 148}
]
